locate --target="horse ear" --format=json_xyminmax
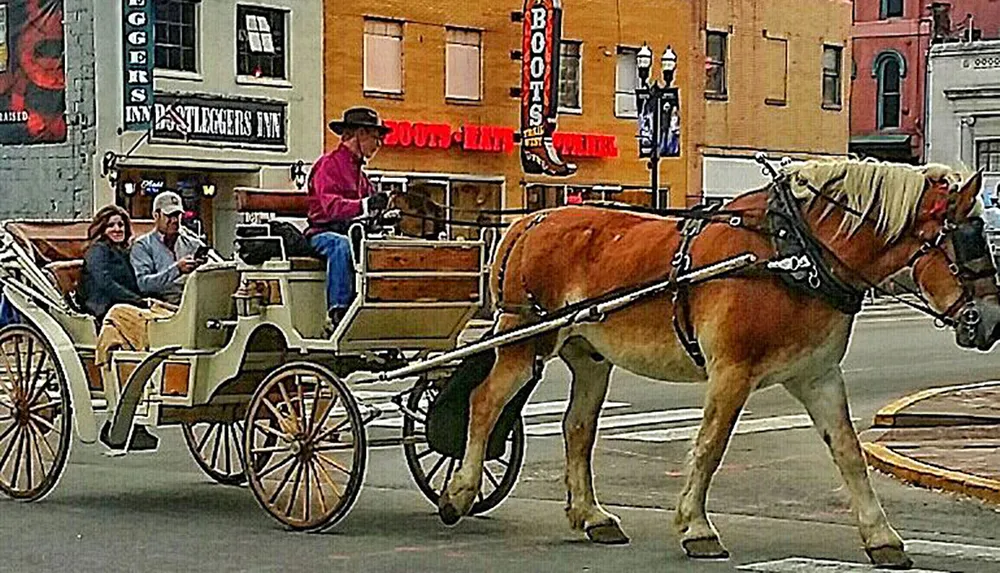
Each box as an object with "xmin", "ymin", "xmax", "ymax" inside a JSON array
[{"xmin": 955, "ymin": 170, "xmax": 984, "ymax": 217}]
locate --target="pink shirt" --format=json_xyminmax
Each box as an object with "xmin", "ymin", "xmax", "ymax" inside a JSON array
[{"xmin": 306, "ymin": 144, "xmax": 375, "ymax": 235}]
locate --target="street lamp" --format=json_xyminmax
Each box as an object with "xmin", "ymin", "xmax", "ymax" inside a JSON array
[{"xmin": 635, "ymin": 44, "xmax": 680, "ymax": 210}]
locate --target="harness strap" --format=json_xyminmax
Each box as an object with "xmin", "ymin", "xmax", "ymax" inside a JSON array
[{"xmin": 669, "ymin": 207, "xmax": 718, "ymax": 368}]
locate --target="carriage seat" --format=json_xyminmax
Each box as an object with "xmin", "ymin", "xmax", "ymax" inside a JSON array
[
  {"xmin": 42, "ymin": 260, "xmax": 85, "ymax": 311},
  {"xmin": 235, "ymin": 187, "xmax": 309, "ymax": 218}
]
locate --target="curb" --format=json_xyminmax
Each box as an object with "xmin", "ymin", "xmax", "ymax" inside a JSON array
[
  {"xmin": 873, "ymin": 380, "xmax": 1000, "ymax": 427},
  {"xmin": 863, "ymin": 442, "xmax": 1000, "ymax": 505}
]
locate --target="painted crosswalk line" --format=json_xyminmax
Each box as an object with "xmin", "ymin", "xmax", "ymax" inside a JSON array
[
  {"xmin": 525, "ymin": 408, "xmax": 704, "ymax": 437},
  {"xmin": 737, "ymin": 557, "xmax": 948, "ymax": 573},
  {"xmin": 367, "ymin": 399, "xmax": 630, "ymax": 429},
  {"xmin": 906, "ymin": 539, "xmax": 1000, "ymax": 563},
  {"xmin": 605, "ymin": 414, "xmax": 814, "ymax": 443}
]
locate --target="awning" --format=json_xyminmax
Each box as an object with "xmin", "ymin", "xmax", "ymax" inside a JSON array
[{"xmin": 849, "ymin": 134, "xmax": 912, "ymax": 147}]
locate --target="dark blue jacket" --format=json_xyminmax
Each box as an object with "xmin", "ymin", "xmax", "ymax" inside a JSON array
[{"xmin": 79, "ymin": 239, "xmax": 144, "ymax": 319}]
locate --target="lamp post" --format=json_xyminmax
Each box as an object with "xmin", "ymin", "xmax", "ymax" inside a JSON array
[{"xmin": 635, "ymin": 44, "xmax": 678, "ymax": 210}]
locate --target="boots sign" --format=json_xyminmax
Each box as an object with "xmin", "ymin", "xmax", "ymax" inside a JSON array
[{"xmin": 519, "ymin": 0, "xmax": 576, "ymax": 177}]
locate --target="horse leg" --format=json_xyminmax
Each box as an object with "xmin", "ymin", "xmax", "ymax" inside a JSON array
[
  {"xmin": 784, "ymin": 367, "xmax": 912, "ymax": 570},
  {"xmin": 558, "ymin": 337, "xmax": 628, "ymax": 544},
  {"xmin": 438, "ymin": 316, "xmax": 538, "ymax": 526},
  {"xmin": 675, "ymin": 366, "xmax": 753, "ymax": 559}
]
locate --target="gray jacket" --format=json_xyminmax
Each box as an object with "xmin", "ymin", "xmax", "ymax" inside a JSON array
[{"xmin": 130, "ymin": 229, "xmax": 203, "ymax": 305}]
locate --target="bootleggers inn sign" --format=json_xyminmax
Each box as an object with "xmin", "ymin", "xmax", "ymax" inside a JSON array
[
  {"xmin": 519, "ymin": 0, "xmax": 576, "ymax": 177},
  {"xmin": 153, "ymin": 93, "xmax": 287, "ymax": 149}
]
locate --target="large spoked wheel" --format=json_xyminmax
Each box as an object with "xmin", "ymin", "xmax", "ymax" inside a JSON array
[
  {"xmin": 0, "ymin": 325, "xmax": 73, "ymax": 501},
  {"xmin": 402, "ymin": 378, "xmax": 524, "ymax": 516},
  {"xmin": 243, "ymin": 362, "xmax": 367, "ymax": 532},
  {"xmin": 182, "ymin": 420, "xmax": 250, "ymax": 486}
]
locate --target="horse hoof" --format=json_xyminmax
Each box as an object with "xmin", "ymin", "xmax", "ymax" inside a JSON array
[
  {"xmin": 866, "ymin": 545, "xmax": 913, "ymax": 570},
  {"xmin": 438, "ymin": 500, "xmax": 463, "ymax": 526},
  {"xmin": 585, "ymin": 522, "xmax": 630, "ymax": 545},
  {"xmin": 682, "ymin": 536, "xmax": 730, "ymax": 560}
]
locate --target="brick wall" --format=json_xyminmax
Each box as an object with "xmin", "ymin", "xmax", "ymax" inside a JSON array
[{"xmin": 0, "ymin": 0, "xmax": 95, "ymax": 220}]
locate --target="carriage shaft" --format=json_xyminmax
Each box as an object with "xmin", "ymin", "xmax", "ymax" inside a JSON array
[{"xmin": 372, "ymin": 253, "xmax": 757, "ymax": 383}]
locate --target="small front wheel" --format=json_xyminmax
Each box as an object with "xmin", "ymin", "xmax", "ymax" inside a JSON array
[
  {"xmin": 182, "ymin": 420, "xmax": 249, "ymax": 486},
  {"xmin": 243, "ymin": 362, "xmax": 366, "ymax": 532},
  {"xmin": 0, "ymin": 325, "xmax": 73, "ymax": 501}
]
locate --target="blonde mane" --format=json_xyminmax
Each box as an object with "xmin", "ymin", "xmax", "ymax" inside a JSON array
[{"xmin": 780, "ymin": 158, "xmax": 968, "ymax": 242}]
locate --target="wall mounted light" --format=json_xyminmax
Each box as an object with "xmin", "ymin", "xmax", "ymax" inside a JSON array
[{"xmin": 290, "ymin": 160, "xmax": 307, "ymax": 189}]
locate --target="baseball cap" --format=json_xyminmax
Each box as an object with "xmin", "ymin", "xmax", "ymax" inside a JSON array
[{"xmin": 152, "ymin": 191, "xmax": 184, "ymax": 215}]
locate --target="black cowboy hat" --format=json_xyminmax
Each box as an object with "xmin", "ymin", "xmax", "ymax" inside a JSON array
[{"xmin": 328, "ymin": 107, "xmax": 392, "ymax": 136}]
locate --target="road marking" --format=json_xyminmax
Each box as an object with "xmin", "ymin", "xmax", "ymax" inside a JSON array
[
  {"xmin": 367, "ymin": 399, "xmax": 630, "ymax": 429},
  {"xmin": 526, "ymin": 408, "xmax": 703, "ymax": 437},
  {"xmin": 737, "ymin": 557, "xmax": 948, "ymax": 572},
  {"xmin": 606, "ymin": 414, "xmax": 813, "ymax": 443},
  {"xmin": 906, "ymin": 539, "xmax": 1000, "ymax": 563}
]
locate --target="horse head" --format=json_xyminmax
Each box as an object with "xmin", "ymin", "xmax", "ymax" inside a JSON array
[{"xmin": 908, "ymin": 170, "xmax": 1000, "ymax": 351}]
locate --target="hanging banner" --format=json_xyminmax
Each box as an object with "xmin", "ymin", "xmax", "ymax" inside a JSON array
[
  {"xmin": 122, "ymin": 0, "xmax": 154, "ymax": 131},
  {"xmin": 0, "ymin": 0, "xmax": 67, "ymax": 144},
  {"xmin": 519, "ymin": 0, "xmax": 576, "ymax": 177},
  {"xmin": 638, "ymin": 87, "xmax": 681, "ymax": 159}
]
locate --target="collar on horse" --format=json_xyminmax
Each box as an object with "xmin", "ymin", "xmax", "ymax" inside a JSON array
[{"xmin": 764, "ymin": 174, "xmax": 865, "ymax": 315}]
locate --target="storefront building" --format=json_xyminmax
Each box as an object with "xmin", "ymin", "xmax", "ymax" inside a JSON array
[
  {"xmin": 93, "ymin": 0, "xmax": 323, "ymax": 254},
  {"xmin": 323, "ymin": 0, "xmax": 700, "ymax": 230}
]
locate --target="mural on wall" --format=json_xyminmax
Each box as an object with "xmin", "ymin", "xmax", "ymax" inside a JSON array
[{"xmin": 0, "ymin": 0, "xmax": 67, "ymax": 144}]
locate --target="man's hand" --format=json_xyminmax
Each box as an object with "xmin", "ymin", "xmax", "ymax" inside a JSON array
[
  {"xmin": 177, "ymin": 255, "xmax": 202, "ymax": 274},
  {"xmin": 365, "ymin": 192, "xmax": 390, "ymax": 214}
]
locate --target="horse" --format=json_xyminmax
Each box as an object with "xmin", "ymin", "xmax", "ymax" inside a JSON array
[{"xmin": 435, "ymin": 158, "xmax": 1000, "ymax": 569}]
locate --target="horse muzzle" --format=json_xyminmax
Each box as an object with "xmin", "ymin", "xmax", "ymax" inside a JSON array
[{"xmin": 955, "ymin": 298, "xmax": 1000, "ymax": 351}]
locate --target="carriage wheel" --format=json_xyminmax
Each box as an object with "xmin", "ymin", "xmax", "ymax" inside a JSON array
[
  {"xmin": 402, "ymin": 378, "xmax": 524, "ymax": 516},
  {"xmin": 0, "ymin": 325, "xmax": 73, "ymax": 501},
  {"xmin": 182, "ymin": 421, "xmax": 251, "ymax": 486},
  {"xmin": 243, "ymin": 362, "xmax": 366, "ymax": 532}
]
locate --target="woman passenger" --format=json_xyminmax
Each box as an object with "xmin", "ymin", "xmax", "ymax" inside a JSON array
[{"xmin": 79, "ymin": 205, "xmax": 145, "ymax": 322}]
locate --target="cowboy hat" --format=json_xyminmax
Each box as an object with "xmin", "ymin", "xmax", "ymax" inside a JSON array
[{"xmin": 328, "ymin": 107, "xmax": 392, "ymax": 136}]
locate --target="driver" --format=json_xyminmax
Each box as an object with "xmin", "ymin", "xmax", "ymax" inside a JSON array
[{"xmin": 306, "ymin": 107, "xmax": 391, "ymax": 333}]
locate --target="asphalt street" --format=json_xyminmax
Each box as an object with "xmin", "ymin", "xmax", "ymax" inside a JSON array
[{"xmin": 4, "ymin": 303, "xmax": 1000, "ymax": 572}]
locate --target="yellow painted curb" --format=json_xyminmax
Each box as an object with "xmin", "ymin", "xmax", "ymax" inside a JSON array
[
  {"xmin": 873, "ymin": 380, "xmax": 1000, "ymax": 427},
  {"xmin": 863, "ymin": 442, "xmax": 1000, "ymax": 505}
]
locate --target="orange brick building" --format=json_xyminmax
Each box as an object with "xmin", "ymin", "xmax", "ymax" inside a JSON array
[{"xmin": 322, "ymin": 0, "xmax": 851, "ymax": 230}]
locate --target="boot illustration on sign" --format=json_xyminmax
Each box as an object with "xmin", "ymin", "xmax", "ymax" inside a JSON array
[{"xmin": 519, "ymin": 0, "xmax": 576, "ymax": 177}]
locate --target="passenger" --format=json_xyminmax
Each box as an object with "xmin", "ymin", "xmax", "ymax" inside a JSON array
[
  {"xmin": 131, "ymin": 191, "xmax": 206, "ymax": 305},
  {"xmin": 306, "ymin": 107, "xmax": 390, "ymax": 332},
  {"xmin": 78, "ymin": 205, "xmax": 144, "ymax": 323}
]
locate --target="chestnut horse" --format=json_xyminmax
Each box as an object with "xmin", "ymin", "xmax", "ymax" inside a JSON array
[{"xmin": 437, "ymin": 159, "xmax": 1000, "ymax": 569}]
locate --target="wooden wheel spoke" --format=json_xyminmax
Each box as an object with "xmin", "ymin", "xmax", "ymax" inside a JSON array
[
  {"xmin": 253, "ymin": 419, "xmax": 290, "ymax": 442},
  {"xmin": 312, "ymin": 443, "xmax": 355, "ymax": 453},
  {"xmin": 23, "ymin": 425, "xmax": 34, "ymax": 491},
  {"xmin": 0, "ymin": 343, "xmax": 20, "ymax": 393},
  {"xmin": 22, "ymin": 338, "xmax": 32, "ymax": 397},
  {"xmin": 313, "ymin": 416, "xmax": 352, "ymax": 444},
  {"xmin": 10, "ymin": 430, "xmax": 26, "ymax": 490},
  {"xmin": 307, "ymin": 386, "xmax": 324, "ymax": 438},
  {"xmin": 0, "ymin": 425, "xmax": 22, "ymax": 475},
  {"xmin": 311, "ymin": 456, "xmax": 343, "ymax": 500},
  {"xmin": 26, "ymin": 420, "xmax": 57, "ymax": 462},
  {"xmin": 208, "ymin": 426, "xmax": 222, "ymax": 470},
  {"xmin": 276, "ymin": 380, "xmax": 300, "ymax": 430},
  {"xmin": 423, "ymin": 454, "xmax": 447, "ymax": 485},
  {"xmin": 0, "ymin": 420, "xmax": 18, "ymax": 447},
  {"xmin": 222, "ymin": 424, "xmax": 233, "ymax": 475},
  {"xmin": 315, "ymin": 452, "xmax": 352, "ymax": 477},
  {"xmin": 252, "ymin": 444, "xmax": 292, "ymax": 455},
  {"xmin": 28, "ymin": 414, "xmax": 60, "ymax": 435},
  {"xmin": 308, "ymin": 460, "xmax": 329, "ymax": 514},
  {"xmin": 233, "ymin": 422, "xmax": 247, "ymax": 469},
  {"xmin": 308, "ymin": 392, "xmax": 339, "ymax": 441},
  {"xmin": 12, "ymin": 337, "xmax": 24, "ymax": 394},
  {"xmin": 267, "ymin": 459, "xmax": 299, "ymax": 506},
  {"xmin": 295, "ymin": 382, "xmax": 307, "ymax": 434},
  {"xmin": 415, "ymin": 447, "xmax": 434, "ymax": 461},
  {"xmin": 195, "ymin": 424, "xmax": 214, "ymax": 455},
  {"xmin": 284, "ymin": 462, "xmax": 305, "ymax": 517},
  {"xmin": 483, "ymin": 465, "xmax": 501, "ymax": 490},
  {"xmin": 25, "ymin": 357, "xmax": 51, "ymax": 407},
  {"xmin": 493, "ymin": 456, "xmax": 510, "ymax": 468},
  {"xmin": 260, "ymin": 397, "xmax": 294, "ymax": 434},
  {"xmin": 27, "ymin": 399, "xmax": 61, "ymax": 414},
  {"xmin": 256, "ymin": 452, "xmax": 296, "ymax": 480},
  {"xmin": 27, "ymin": 423, "xmax": 49, "ymax": 483},
  {"xmin": 302, "ymin": 460, "xmax": 312, "ymax": 523}
]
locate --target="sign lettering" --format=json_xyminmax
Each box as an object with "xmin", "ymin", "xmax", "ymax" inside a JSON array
[
  {"xmin": 122, "ymin": 0, "xmax": 153, "ymax": 130},
  {"xmin": 153, "ymin": 93, "xmax": 288, "ymax": 148},
  {"xmin": 382, "ymin": 120, "xmax": 617, "ymax": 158}
]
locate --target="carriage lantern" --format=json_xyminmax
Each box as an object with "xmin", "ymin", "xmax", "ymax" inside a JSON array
[{"xmin": 635, "ymin": 44, "xmax": 680, "ymax": 210}]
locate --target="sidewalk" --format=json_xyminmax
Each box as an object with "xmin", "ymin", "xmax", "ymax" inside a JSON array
[{"xmin": 860, "ymin": 381, "xmax": 1000, "ymax": 504}]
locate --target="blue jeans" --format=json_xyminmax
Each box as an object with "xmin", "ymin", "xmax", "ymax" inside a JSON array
[{"xmin": 309, "ymin": 232, "xmax": 354, "ymax": 310}]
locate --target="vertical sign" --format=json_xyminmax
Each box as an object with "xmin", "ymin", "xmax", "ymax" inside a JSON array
[
  {"xmin": 0, "ymin": 6, "xmax": 8, "ymax": 73},
  {"xmin": 122, "ymin": 0, "xmax": 154, "ymax": 131},
  {"xmin": 519, "ymin": 0, "xmax": 576, "ymax": 177},
  {"xmin": 638, "ymin": 88, "xmax": 681, "ymax": 159}
]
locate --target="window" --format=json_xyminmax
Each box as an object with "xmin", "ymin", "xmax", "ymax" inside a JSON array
[
  {"xmin": 236, "ymin": 6, "xmax": 286, "ymax": 79},
  {"xmin": 978, "ymin": 141, "xmax": 1000, "ymax": 173},
  {"xmin": 154, "ymin": 0, "xmax": 198, "ymax": 72},
  {"xmin": 764, "ymin": 35, "xmax": 788, "ymax": 105},
  {"xmin": 822, "ymin": 45, "xmax": 843, "ymax": 108},
  {"xmin": 446, "ymin": 28, "xmax": 481, "ymax": 101},
  {"xmin": 881, "ymin": 0, "xmax": 903, "ymax": 19},
  {"xmin": 705, "ymin": 31, "xmax": 727, "ymax": 98},
  {"xmin": 558, "ymin": 40, "xmax": 582, "ymax": 112},
  {"xmin": 364, "ymin": 19, "xmax": 403, "ymax": 94},
  {"xmin": 615, "ymin": 47, "xmax": 638, "ymax": 117},
  {"xmin": 874, "ymin": 51, "xmax": 905, "ymax": 129}
]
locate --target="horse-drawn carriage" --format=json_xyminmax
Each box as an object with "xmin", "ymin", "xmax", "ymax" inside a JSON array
[{"xmin": 0, "ymin": 188, "xmax": 525, "ymax": 530}]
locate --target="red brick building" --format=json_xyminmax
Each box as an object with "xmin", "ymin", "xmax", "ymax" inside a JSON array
[{"xmin": 850, "ymin": 1, "xmax": 1000, "ymax": 163}]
